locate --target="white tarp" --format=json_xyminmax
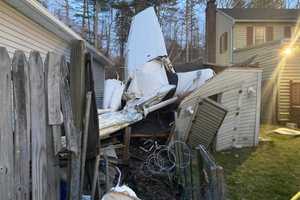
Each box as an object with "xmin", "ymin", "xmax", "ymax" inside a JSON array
[
  {"xmin": 127, "ymin": 60, "xmax": 170, "ymax": 98},
  {"xmin": 175, "ymin": 69, "xmax": 215, "ymax": 96},
  {"xmin": 126, "ymin": 7, "xmax": 167, "ymax": 77},
  {"xmin": 103, "ymin": 79, "xmax": 125, "ymax": 111}
]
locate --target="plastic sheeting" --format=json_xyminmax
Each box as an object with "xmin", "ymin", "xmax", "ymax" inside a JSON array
[
  {"xmin": 126, "ymin": 7, "xmax": 167, "ymax": 77},
  {"xmin": 103, "ymin": 79, "xmax": 125, "ymax": 111},
  {"xmin": 127, "ymin": 60, "xmax": 170, "ymax": 98},
  {"xmin": 175, "ymin": 69, "xmax": 214, "ymax": 97}
]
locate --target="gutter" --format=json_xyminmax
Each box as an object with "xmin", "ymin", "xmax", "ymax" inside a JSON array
[{"xmin": 5, "ymin": 0, "xmax": 114, "ymax": 67}]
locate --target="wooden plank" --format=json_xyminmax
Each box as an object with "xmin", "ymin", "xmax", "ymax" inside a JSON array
[
  {"xmin": 29, "ymin": 51, "xmax": 48, "ymax": 200},
  {"xmin": 0, "ymin": 47, "xmax": 14, "ymax": 200},
  {"xmin": 46, "ymin": 52, "xmax": 63, "ymax": 125},
  {"xmin": 60, "ymin": 56, "xmax": 78, "ymax": 154},
  {"xmin": 70, "ymin": 40, "xmax": 86, "ymax": 129},
  {"xmin": 44, "ymin": 52, "xmax": 60, "ymax": 200},
  {"xmin": 80, "ymin": 92, "xmax": 92, "ymax": 196},
  {"xmin": 123, "ymin": 127, "xmax": 132, "ymax": 163},
  {"xmin": 45, "ymin": 52, "xmax": 63, "ymax": 155},
  {"xmin": 61, "ymin": 54, "xmax": 82, "ymax": 200},
  {"xmin": 12, "ymin": 50, "xmax": 30, "ymax": 200},
  {"xmin": 91, "ymin": 155, "xmax": 100, "ymax": 200}
]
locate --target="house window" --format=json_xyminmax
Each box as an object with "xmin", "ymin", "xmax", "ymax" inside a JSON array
[
  {"xmin": 284, "ymin": 26, "xmax": 292, "ymax": 38},
  {"xmin": 219, "ymin": 32, "xmax": 228, "ymax": 54},
  {"xmin": 255, "ymin": 27, "xmax": 265, "ymax": 45}
]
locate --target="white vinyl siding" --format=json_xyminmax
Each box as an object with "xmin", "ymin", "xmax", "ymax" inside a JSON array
[
  {"xmin": 0, "ymin": 1, "xmax": 70, "ymax": 60},
  {"xmin": 216, "ymin": 11, "xmax": 234, "ymax": 65},
  {"xmin": 233, "ymin": 22, "xmax": 295, "ymax": 50}
]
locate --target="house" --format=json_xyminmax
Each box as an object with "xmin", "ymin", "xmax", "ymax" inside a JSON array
[
  {"xmin": 206, "ymin": 0, "xmax": 300, "ymax": 125},
  {"xmin": 0, "ymin": 0, "xmax": 113, "ymax": 109}
]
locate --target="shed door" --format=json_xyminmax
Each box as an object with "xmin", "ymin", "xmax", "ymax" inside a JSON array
[{"xmin": 92, "ymin": 59, "xmax": 105, "ymax": 109}]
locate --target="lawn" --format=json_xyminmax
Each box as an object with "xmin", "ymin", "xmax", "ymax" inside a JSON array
[{"xmin": 214, "ymin": 124, "xmax": 300, "ymax": 200}]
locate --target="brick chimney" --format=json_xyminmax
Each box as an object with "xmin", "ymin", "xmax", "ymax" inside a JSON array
[{"xmin": 205, "ymin": 0, "xmax": 217, "ymax": 63}]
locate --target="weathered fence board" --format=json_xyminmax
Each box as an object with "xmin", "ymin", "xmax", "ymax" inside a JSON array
[
  {"xmin": 29, "ymin": 51, "xmax": 48, "ymax": 200},
  {"xmin": 12, "ymin": 50, "xmax": 30, "ymax": 200},
  {"xmin": 45, "ymin": 52, "xmax": 61, "ymax": 200},
  {"xmin": 70, "ymin": 40, "xmax": 86, "ymax": 129},
  {"xmin": 45, "ymin": 52, "xmax": 63, "ymax": 155},
  {"xmin": 46, "ymin": 52, "xmax": 63, "ymax": 125},
  {"xmin": 0, "ymin": 47, "xmax": 14, "ymax": 200},
  {"xmin": 60, "ymin": 56, "xmax": 78, "ymax": 154},
  {"xmin": 80, "ymin": 92, "xmax": 92, "ymax": 196},
  {"xmin": 61, "ymin": 55, "xmax": 82, "ymax": 200}
]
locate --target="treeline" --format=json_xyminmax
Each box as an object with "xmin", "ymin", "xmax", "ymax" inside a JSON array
[{"xmin": 37, "ymin": 0, "xmax": 300, "ymax": 67}]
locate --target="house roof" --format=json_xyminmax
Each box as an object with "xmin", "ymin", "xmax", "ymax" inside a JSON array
[
  {"xmin": 4, "ymin": 0, "xmax": 114, "ymax": 67},
  {"xmin": 219, "ymin": 8, "xmax": 300, "ymax": 22}
]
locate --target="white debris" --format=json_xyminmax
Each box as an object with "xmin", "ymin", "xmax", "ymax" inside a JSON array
[
  {"xmin": 127, "ymin": 60, "xmax": 171, "ymax": 98},
  {"xmin": 175, "ymin": 69, "xmax": 214, "ymax": 97},
  {"xmin": 126, "ymin": 7, "xmax": 167, "ymax": 78},
  {"xmin": 103, "ymin": 79, "xmax": 124, "ymax": 111}
]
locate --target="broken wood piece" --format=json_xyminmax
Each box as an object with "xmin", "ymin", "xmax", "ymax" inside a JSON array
[
  {"xmin": 91, "ymin": 155, "xmax": 100, "ymax": 200},
  {"xmin": 80, "ymin": 92, "xmax": 92, "ymax": 197},
  {"xmin": 123, "ymin": 127, "xmax": 132, "ymax": 163},
  {"xmin": 45, "ymin": 53, "xmax": 63, "ymax": 155},
  {"xmin": 12, "ymin": 50, "xmax": 30, "ymax": 200},
  {"xmin": 46, "ymin": 52, "xmax": 63, "ymax": 125}
]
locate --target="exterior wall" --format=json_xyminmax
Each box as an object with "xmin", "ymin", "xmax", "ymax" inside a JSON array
[
  {"xmin": 233, "ymin": 42, "xmax": 281, "ymax": 123},
  {"xmin": 233, "ymin": 41, "xmax": 300, "ymax": 123},
  {"xmin": 278, "ymin": 47, "xmax": 300, "ymax": 121},
  {"xmin": 0, "ymin": 1, "xmax": 71, "ymax": 60},
  {"xmin": 216, "ymin": 12, "xmax": 234, "ymax": 65},
  {"xmin": 233, "ymin": 22, "xmax": 295, "ymax": 50},
  {"xmin": 182, "ymin": 68, "xmax": 262, "ymax": 151}
]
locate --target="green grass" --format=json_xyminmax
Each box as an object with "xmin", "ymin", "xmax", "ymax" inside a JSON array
[{"xmin": 213, "ymin": 124, "xmax": 300, "ymax": 200}]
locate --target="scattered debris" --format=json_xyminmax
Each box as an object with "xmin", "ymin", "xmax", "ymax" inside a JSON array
[{"xmin": 272, "ymin": 128, "xmax": 300, "ymax": 136}]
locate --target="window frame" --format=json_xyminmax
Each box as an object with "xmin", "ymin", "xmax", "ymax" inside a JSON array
[
  {"xmin": 254, "ymin": 26, "xmax": 266, "ymax": 45},
  {"xmin": 219, "ymin": 32, "xmax": 228, "ymax": 54}
]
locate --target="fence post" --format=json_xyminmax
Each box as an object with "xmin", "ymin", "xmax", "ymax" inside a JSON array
[
  {"xmin": 0, "ymin": 47, "xmax": 14, "ymax": 200},
  {"xmin": 12, "ymin": 50, "xmax": 30, "ymax": 200}
]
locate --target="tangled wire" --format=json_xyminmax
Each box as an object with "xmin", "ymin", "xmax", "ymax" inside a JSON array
[{"xmin": 139, "ymin": 140, "xmax": 191, "ymax": 177}]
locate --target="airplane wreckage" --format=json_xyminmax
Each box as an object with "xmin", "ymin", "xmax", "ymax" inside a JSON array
[{"xmin": 98, "ymin": 7, "xmax": 262, "ymax": 200}]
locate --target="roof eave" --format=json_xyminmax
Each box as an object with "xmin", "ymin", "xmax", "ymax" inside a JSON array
[
  {"xmin": 217, "ymin": 9, "xmax": 236, "ymax": 23},
  {"xmin": 235, "ymin": 19, "xmax": 298, "ymax": 22}
]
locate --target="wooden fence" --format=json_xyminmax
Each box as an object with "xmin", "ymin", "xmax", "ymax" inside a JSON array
[{"xmin": 0, "ymin": 45, "xmax": 99, "ymax": 200}]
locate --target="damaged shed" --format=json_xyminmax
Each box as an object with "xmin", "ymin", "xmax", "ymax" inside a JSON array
[{"xmin": 177, "ymin": 67, "xmax": 262, "ymax": 151}]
